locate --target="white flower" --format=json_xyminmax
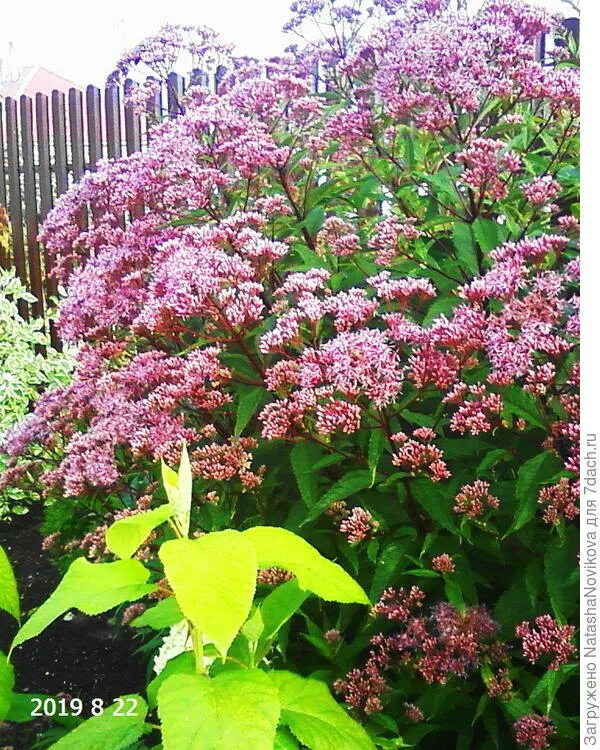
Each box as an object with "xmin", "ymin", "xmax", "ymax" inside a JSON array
[
  {"xmin": 496, "ymin": 214, "xmax": 506, "ymax": 225},
  {"xmin": 153, "ymin": 620, "xmax": 193, "ymax": 674}
]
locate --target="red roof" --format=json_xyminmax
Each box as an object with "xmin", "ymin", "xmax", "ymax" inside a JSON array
[{"xmin": 1, "ymin": 66, "xmax": 82, "ymax": 99}]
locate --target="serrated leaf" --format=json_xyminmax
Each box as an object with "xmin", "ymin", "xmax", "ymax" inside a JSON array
[
  {"xmin": 48, "ymin": 695, "xmax": 147, "ymax": 750},
  {"xmin": 270, "ymin": 671, "xmax": 375, "ymax": 750},
  {"xmin": 275, "ymin": 727, "xmax": 301, "ymax": 749},
  {"xmin": 235, "ymin": 388, "xmax": 268, "ymax": 437},
  {"xmin": 472, "ymin": 218, "xmax": 498, "ymax": 253},
  {"xmin": 505, "ymin": 452, "xmax": 559, "ymax": 536},
  {"xmin": 242, "ymin": 527, "xmax": 370, "ymax": 605},
  {"xmin": 410, "ymin": 480, "xmax": 458, "ymax": 534},
  {"xmin": 257, "ymin": 580, "xmax": 309, "ymax": 654},
  {"xmin": 146, "ymin": 652, "xmax": 196, "ymax": 710},
  {"xmin": 131, "ymin": 596, "xmax": 183, "ymax": 629},
  {"xmin": 304, "ymin": 470, "xmax": 372, "ymax": 523},
  {"xmin": 0, "ymin": 545, "xmax": 20, "ymax": 621},
  {"xmin": 452, "ymin": 223, "xmax": 479, "ymax": 276},
  {"xmin": 503, "ymin": 387, "xmax": 546, "ymax": 430},
  {"xmin": 290, "ymin": 442, "xmax": 322, "ymax": 507},
  {"xmin": 368, "ymin": 430, "xmax": 386, "ymax": 487},
  {"xmin": 106, "ymin": 505, "xmax": 172, "ymax": 559},
  {"xmin": 158, "ymin": 670, "xmax": 280, "ymax": 750},
  {"xmin": 545, "ymin": 541, "xmax": 577, "ymax": 622},
  {"xmin": 0, "ymin": 652, "xmax": 14, "ymax": 722},
  {"xmin": 12, "ymin": 559, "xmax": 154, "ymax": 650},
  {"xmin": 159, "ymin": 532, "xmax": 257, "ymax": 657}
]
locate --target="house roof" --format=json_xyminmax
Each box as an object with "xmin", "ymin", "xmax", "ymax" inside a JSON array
[{"xmin": 0, "ymin": 66, "xmax": 82, "ymax": 99}]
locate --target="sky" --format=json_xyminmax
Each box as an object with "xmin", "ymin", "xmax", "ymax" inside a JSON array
[{"xmin": 0, "ymin": 0, "xmax": 574, "ymax": 87}]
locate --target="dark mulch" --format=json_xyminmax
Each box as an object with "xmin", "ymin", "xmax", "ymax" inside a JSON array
[{"xmin": 0, "ymin": 511, "xmax": 149, "ymax": 749}]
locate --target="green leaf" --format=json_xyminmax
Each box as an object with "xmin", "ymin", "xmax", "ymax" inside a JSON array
[
  {"xmin": 302, "ymin": 207, "xmax": 326, "ymax": 238},
  {"xmin": 410, "ymin": 481, "xmax": 458, "ymax": 534},
  {"xmin": 505, "ymin": 452, "xmax": 558, "ymax": 536},
  {"xmin": 290, "ymin": 442, "xmax": 322, "ymax": 507},
  {"xmin": 242, "ymin": 526, "xmax": 369, "ymax": 605},
  {"xmin": 368, "ymin": 430, "xmax": 386, "ymax": 487},
  {"xmin": 147, "ymin": 652, "xmax": 196, "ymax": 710},
  {"xmin": 502, "ymin": 387, "xmax": 546, "ymax": 430},
  {"xmin": 270, "ymin": 671, "xmax": 375, "ymax": 750},
  {"xmin": 161, "ymin": 445, "xmax": 192, "ymax": 537},
  {"xmin": 257, "ymin": 580, "xmax": 309, "ymax": 651},
  {"xmin": 159, "ymin": 531, "xmax": 257, "ymax": 657},
  {"xmin": 12, "ymin": 559, "xmax": 154, "ymax": 650},
  {"xmin": 6, "ymin": 693, "xmax": 47, "ymax": 723},
  {"xmin": 0, "ymin": 545, "xmax": 20, "ymax": 621},
  {"xmin": 105, "ymin": 505, "xmax": 172, "ymax": 559},
  {"xmin": 48, "ymin": 695, "xmax": 147, "ymax": 750},
  {"xmin": 275, "ymin": 727, "xmax": 301, "ymax": 749},
  {"xmin": 472, "ymin": 218, "xmax": 499, "ymax": 253},
  {"xmin": 304, "ymin": 470, "xmax": 372, "ymax": 523},
  {"xmin": 158, "ymin": 670, "xmax": 280, "ymax": 750},
  {"xmin": 452, "ymin": 223, "xmax": 479, "ymax": 276},
  {"xmin": 545, "ymin": 541, "xmax": 577, "ymax": 622},
  {"xmin": 131, "ymin": 596, "xmax": 183, "ymax": 629},
  {"xmin": 444, "ymin": 578, "xmax": 466, "ymax": 613},
  {"xmin": 235, "ymin": 387, "xmax": 268, "ymax": 437},
  {"xmin": 0, "ymin": 651, "xmax": 15, "ymax": 722}
]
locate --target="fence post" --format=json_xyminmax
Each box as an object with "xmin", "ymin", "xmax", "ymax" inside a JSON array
[
  {"xmin": 20, "ymin": 95, "xmax": 44, "ymax": 321},
  {"xmin": 4, "ymin": 97, "xmax": 28, "ymax": 319},
  {"xmin": 105, "ymin": 85, "xmax": 122, "ymax": 159},
  {"xmin": 167, "ymin": 72, "xmax": 185, "ymax": 117},
  {"xmin": 86, "ymin": 85, "xmax": 103, "ymax": 170},
  {"xmin": 51, "ymin": 91, "xmax": 69, "ymax": 197},
  {"xmin": 0, "ymin": 101, "xmax": 7, "ymax": 215}
]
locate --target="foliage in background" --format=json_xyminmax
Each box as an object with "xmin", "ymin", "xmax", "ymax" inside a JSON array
[
  {"xmin": 0, "ymin": 213, "xmax": 73, "ymax": 518},
  {"xmin": 0, "ymin": 0, "xmax": 579, "ymax": 748}
]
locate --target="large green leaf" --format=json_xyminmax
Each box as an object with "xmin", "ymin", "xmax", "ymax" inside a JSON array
[
  {"xmin": 161, "ymin": 444, "xmax": 192, "ymax": 537},
  {"xmin": 0, "ymin": 545, "xmax": 20, "ymax": 621},
  {"xmin": 158, "ymin": 670, "xmax": 280, "ymax": 750},
  {"xmin": 0, "ymin": 651, "xmax": 15, "ymax": 721},
  {"xmin": 242, "ymin": 527, "xmax": 369, "ymax": 605},
  {"xmin": 504, "ymin": 452, "xmax": 559, "ymax": 536},
  {"xmin": 48, "ymin": 695, "xmax": 147, "ymax": 750},
  {"xmin": 159, "ymin": 532, "xmax": 257, "ymax": 657},
  {"xmin": 105, "ymin": 505, "xmax": 173, "ymax": 559},
  {"xmin": 270, "ymin": 671, "xmax": 375, "ymax": 750},
  {"xmin": 545, "ymin": 538, "xmax": 578, "ymax": 622},
  {"xmin": 12, "ymin": 559, "xmax": 153, "ymax": 650}
]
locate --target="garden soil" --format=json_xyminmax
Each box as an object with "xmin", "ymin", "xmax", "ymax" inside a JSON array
[{"xmin": 0, "ymin": 512, "xmax": 148, "ymax": 749}]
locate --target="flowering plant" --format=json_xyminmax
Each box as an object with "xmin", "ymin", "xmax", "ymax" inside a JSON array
[{"xmin": 1, "ymin": 0, "xmax": 579, "ymax": 747}]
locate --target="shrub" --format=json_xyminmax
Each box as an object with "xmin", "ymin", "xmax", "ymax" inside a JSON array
[
  {"xmin": 0, "ymin": 213, "xmax": 73, "ymax": 517},
  {"xmin": 2, "ymin": 1, "xmax": 579, "ymax": 747}
]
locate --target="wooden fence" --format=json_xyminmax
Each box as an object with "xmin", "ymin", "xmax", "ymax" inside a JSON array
[{"xmin": 0, "ymin": 71, "xmax": 207, "ymax": 345}]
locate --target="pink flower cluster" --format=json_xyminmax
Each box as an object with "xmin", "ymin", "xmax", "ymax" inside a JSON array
[{"xmin": 515, "ymin": 614, "xmax": 576, "ymax": 671}]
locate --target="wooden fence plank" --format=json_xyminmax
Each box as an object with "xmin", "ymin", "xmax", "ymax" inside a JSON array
[
  {"xmin": 20, "ymin": 96, "xmax": 44, "ymax": 320},
  {"xmin": 86, "ymin": 85, "xmax": 103, "ymax": 169},
  {"xmin": 5, "ymin": 98, "xmax": 28, "ymax": 319},
  {"xmin": 51, "ymin": 91, "xmax": 69, "ymax": 197},
  {"xmin": 35, "ymin": 92, "xmax": 59, "ymax": 330},
  {"xmin": 0, "ymin": 101, "xmax": 7, "ymax": 212},
  {"xmin": 167, "ymin": 72, "xmax": 185, "ymax": 118},
  {"xmin": 35, "ymin": 94, "xmax": 53, "ymax": 220},
  {"xmin": 124, "ymin": 79, "xmax": 142, "ymax": 155},
  {"xmin": 105, "ymin": 85, "xmax": 122, "ymax": 159},
  {"xmin": 68, "ymin": 88, "xmax": 85, "ymax": 181}
]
